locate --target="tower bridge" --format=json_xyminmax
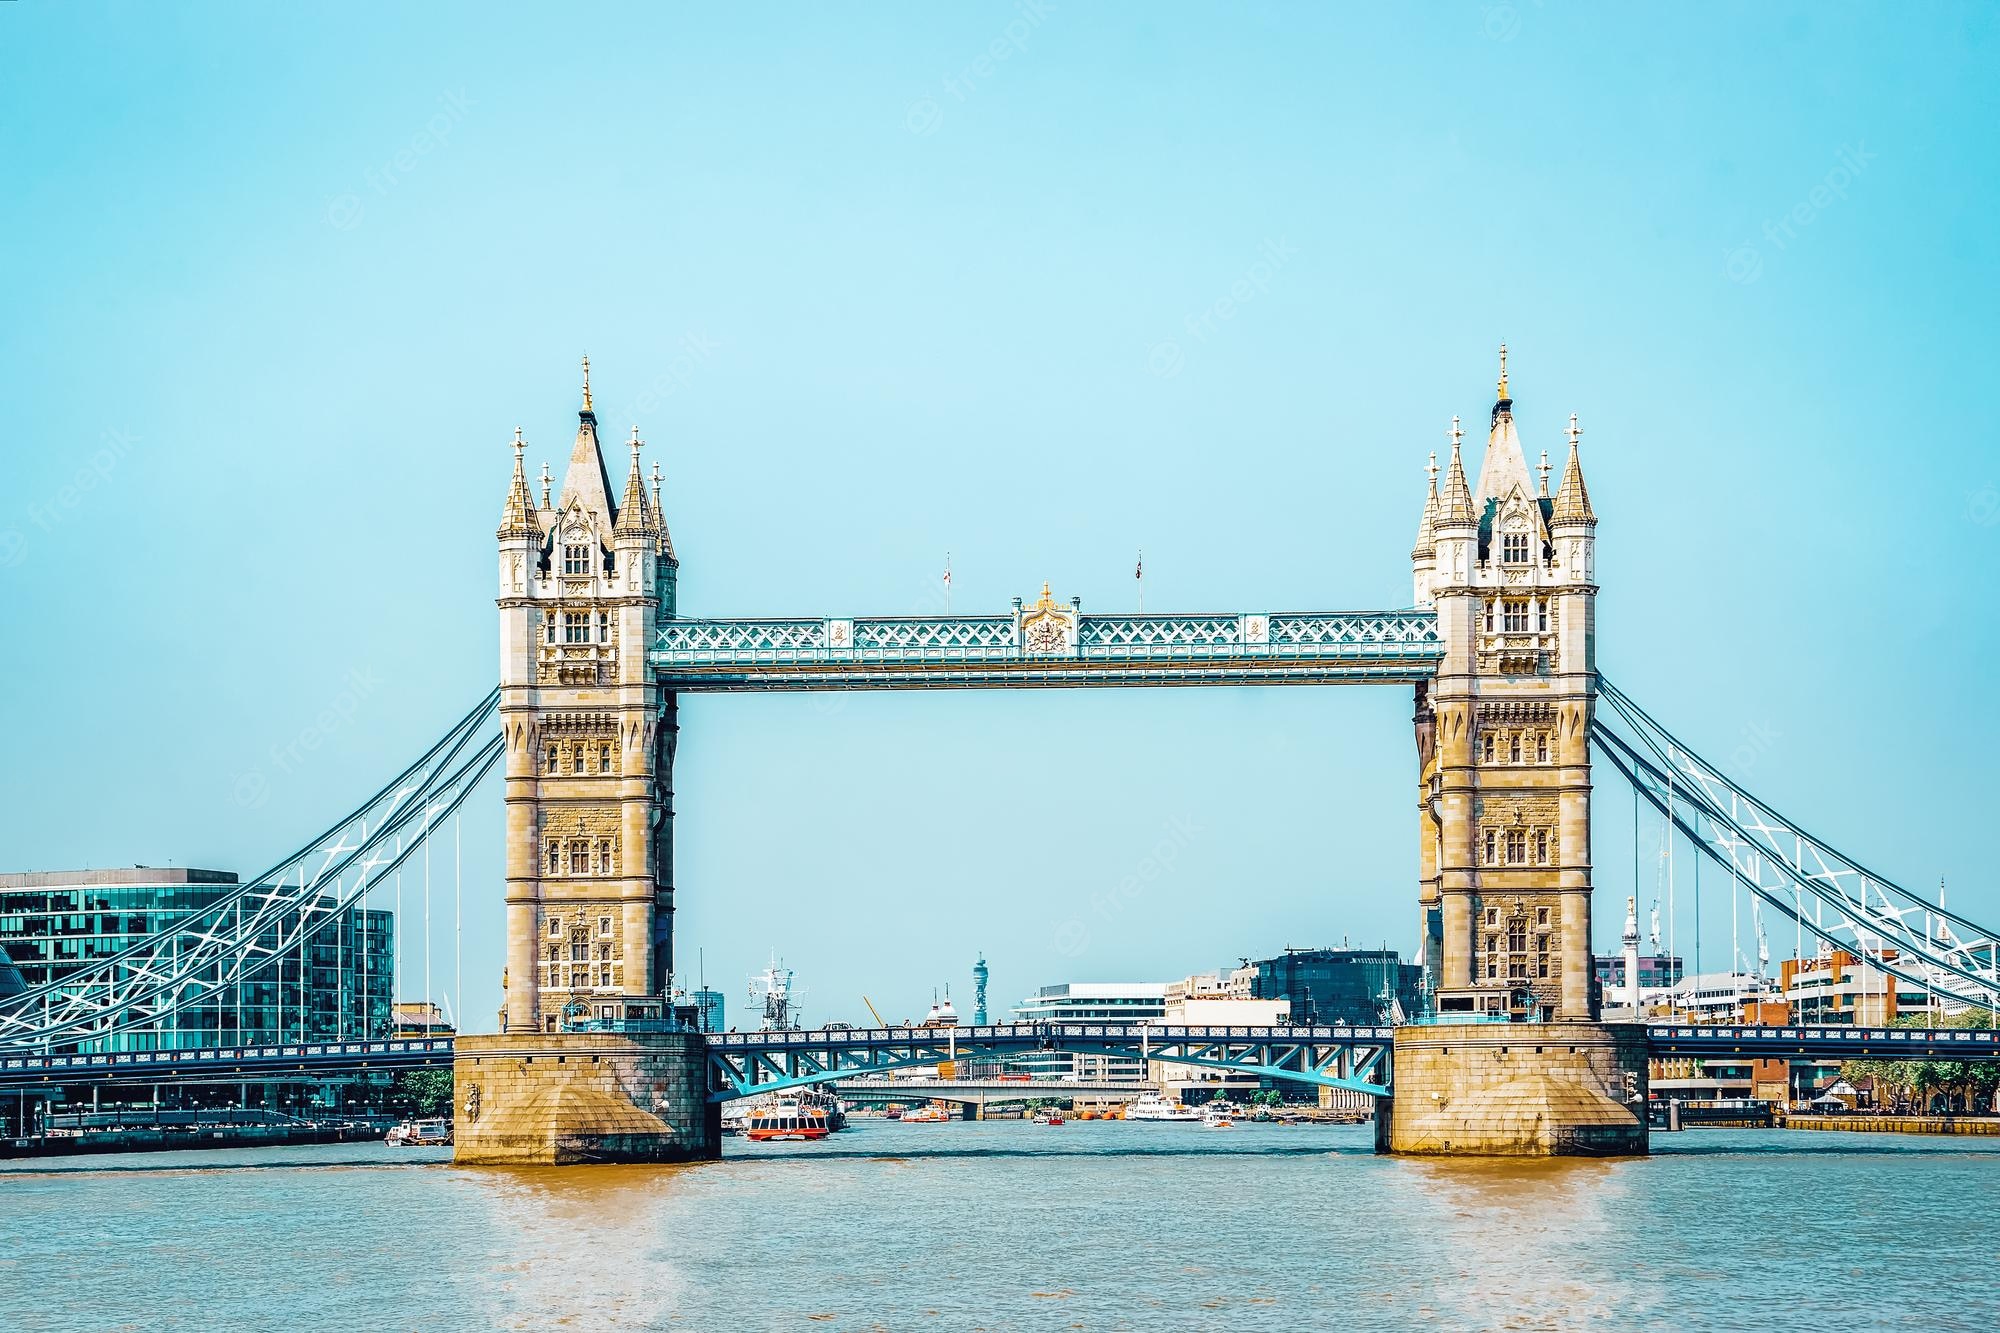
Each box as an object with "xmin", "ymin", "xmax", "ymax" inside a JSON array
[{"xmin": 5, "ymin": 350, "xmax": 1997, "ymax": 1163}]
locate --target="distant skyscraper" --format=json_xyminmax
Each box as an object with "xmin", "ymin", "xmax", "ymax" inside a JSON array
[
  {"xmin": 691, "ymin": 988, "xmax": 725, "ymax": 1034},
  {"xmin": 973, "ymin": 953, "xmax": 989, "ymax": 1026}
]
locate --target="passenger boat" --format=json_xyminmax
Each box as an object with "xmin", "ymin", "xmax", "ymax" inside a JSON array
[
  {"xmin": 900, "ymin": 1102, "xmax": 952, "ymax": 1123},
  {"xmin": 745, "ymin": 1098, "xmax": 832, "ymax": 1141},
  {"xmin": 1126, "ymin": 1092, "xmax": 1202, "ymax": 1123},
  {"xmin": 385, "ymin": 1117, "xmax": 452, "ymax": 1146},
  {"xmin": 1033, "ymin": 1108, "xmax": 1066, "ymax": 1126},
  {"xmin": 1200, "ymin": 1101, "xmax": 1238, "ymax": 1130}
]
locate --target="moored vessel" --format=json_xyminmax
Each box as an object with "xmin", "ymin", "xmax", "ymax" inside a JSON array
[{"xmin": 1126, "ymin": 1092, "xmax": 1201, "ymax": 1123}]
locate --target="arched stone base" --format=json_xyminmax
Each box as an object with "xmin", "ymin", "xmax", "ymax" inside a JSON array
[{"xmin": 453, "ymin": 1031, "xmax": 719, "ymax": 1165}]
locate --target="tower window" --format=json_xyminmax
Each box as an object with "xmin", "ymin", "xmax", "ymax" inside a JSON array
[
  {"xmin": 546, "ymin": 842, "xmax": 560, "ymax": 874},
  {"xmin": 1484, "ymin": 601, "xmax": 1496, "ymax": 632},
  {"xmin": 569, "ymin": 941, "xmax": 588, "ymax": 963},
  {"xmin": 1535, "ymin": 830, "xmax": 1549, "ymax": 864},
  {"xmin": 1537, "ymin": 600, "xmax": 1549, "ymax": 632},
  {"xmin": 598, "ymin": 917, "xmax": 613, "ymax": 937},
  {"xmin": 597, "ymin": 611, "xmax": 611, "ymax": 643},
  {"xmin": 1536, "ymin": 735, "xmax": 1548, "ymax": 764},
  {"xmin": 545, "ymin": 744, "xmax": 560, "ymax": 774},
  {"xmin": 596, "ymin": 839, "xmax": 614, "ymax": 875},
  {"xmin": 569, "ymin": 842, "xmax": 589, "ymax": 876},
  {"xmin": 1482, "ymin": 733, "xmax": 1495, "ymax": 762},
  {"xmin": 1484, "ymin": 830, "xmax": 1497, "ymax": 865},
  {"xmin": 547, "ymin": 916, "xmax": 561, "ymax": 938},
  {"xmin": 598, "ymin": 744, "xmax": 613, "ymax": 774},
  {"xmin": 1485, "ymin": 908, "xmax": 1499, "ymax": 927},
  {"xmin": 1505, "ymin": 830, "xmax": 1527, "ymax": 864},
  {"xmin": 1503, "ymin": 601, "xmax": 1529, "ymax": 632},
  {"xmin": 564, "ymin": 612, "xmax": 591, "ymax": 644},
  {"xmin": 1502, "ymin": 532, "xmax": 1529, "ymax": 564},
  {"xmin": 564, "ymin": 544, "xmax": 591, "ymax": 576},
  {"xmin": 1509, "ymin": 734, "xmax": 1522, "ymax": 764},
  {"xmin": 1536, "ymin": 907, "xmax": 1550, "ymax": 927},
  {"xmin": 544, "ymin": 616, "xmax": 556, "ymax": 644}
]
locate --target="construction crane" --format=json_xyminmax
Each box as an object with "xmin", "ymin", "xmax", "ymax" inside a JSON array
[{"xmin": 862, "ymin": 995, "xmax": 888, "ymax": 1028}]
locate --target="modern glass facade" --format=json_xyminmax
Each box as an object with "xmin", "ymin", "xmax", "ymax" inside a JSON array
[
  {"xmin": 1012, "ymin": 982, "xmax": 1166, "ymax": 1081},
  {"xmin": 1249, "ymin": 948, "xmax": 1421, "ymax": 1025},
  {"xmin": 0, "ymin": 868, "xmax": 394, "ymax": 1052}
]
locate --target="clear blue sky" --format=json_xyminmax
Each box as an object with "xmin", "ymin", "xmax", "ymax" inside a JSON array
[{"xmin": 2, "ymin": 3, "xmax": 1995, "ymax": 1031}]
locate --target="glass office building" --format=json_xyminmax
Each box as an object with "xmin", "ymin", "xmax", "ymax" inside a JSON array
[
  {"xmin": 1249, "ymin": 948, "xmax": 1422, "ymax": 1025},
  {"xmin": 0, "ymin": 867, "xmax": 393, "ymax": 1052}
]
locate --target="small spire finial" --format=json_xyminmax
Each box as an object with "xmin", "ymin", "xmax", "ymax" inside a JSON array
[
  {"xmin": 1449, "ymin": 415, "xmax": 1464, "ymax": 453},
  {"xmin": 1567, "ymin": 412, "xmax": 1582, "ymax": 450},
  {"xmin": 1538, "ymin": 448, "xmax": 1551, "ymax": 495},
  {"xmin": 1497, "ymin": 343, "xmax": 1509, "ymax": 400},
  {"xmin": 1427, "ymin": 450, "xmax": 1439, "ymax": 488},
  {"xmin": 512, "ymin": 425, "xmax": 525, "ymax": 463},
  {"xmin": 581, "ymin": 353, "xmax": 593, "ymax": 412},
  {"xmin": 629, "ymin": 424, "xmax": 643, "ymax": 459},
  {"xmin": 539, "ymin": 461, "xmax": 552, "ymax": 508}
]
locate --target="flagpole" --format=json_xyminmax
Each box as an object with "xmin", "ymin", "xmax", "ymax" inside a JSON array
[
  {"xmin": 1136, "ymin": 548, "xmax": 1144, "ymax": 613},
  {"xmin": 943, "ymin": 551, "xmax": 952, "ymax": 614}
]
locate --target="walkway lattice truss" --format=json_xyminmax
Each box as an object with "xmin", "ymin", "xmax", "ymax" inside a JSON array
[
  {"xmin": 0, "ymin": 693, "xmax": 503, "ymax": 1052},
  {"xmin": 1594, "ymin": 679, "xmax": 2000, "ymax": 1009}
]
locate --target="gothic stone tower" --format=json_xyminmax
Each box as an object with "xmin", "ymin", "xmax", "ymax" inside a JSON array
[
  {"xmin": 457, "ymin": 360, "xmax": 714, "ymax": 1165},
  {"xmin": 1386, "ymin": 349, "xmax": 1645, "ymax": 1156},
  {"xmin": 1412, "ymin": 347, "xmax": 1597, "ymax": 1021}
]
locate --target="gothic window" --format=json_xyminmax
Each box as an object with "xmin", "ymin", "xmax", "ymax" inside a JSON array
[
  {"xmin": 596, "ymin": 840, "xmax": 614, "ymax": 875},
  {"xmin": 1536, "ymin": 907, "xmax": 1550, "ymax": 927},
  {"xmin": 568, "ymin": 842, "xmax": 589, "ymax": 875},
  {"xmin": 597, "ymin": 944, "xmax": 611, "ymax": 961},
  {"xmin": 545, "ymin": 744, "xmax": 560, "ymax": 774},
  {"xmin": 598, "ymin": 916, "xmax": 613, "ymax": 937},
  {"xmin": 1537, "ymin": 936, "xmax": 1552, "ymax": 978},
  {"xmin": 598, "ymin": 745, "xmax": 613, "ymax": 774},
  {"xmin": 1482, "ymin": 733, "xmax": 1495, "ymax": 762},
  {"xmin": 1534, "ymin": 830, "xmax": 1549, "ymax": 865},
  {"xmin": 568, "ymin": 965, "xmax": 588, "ymax": 989},
  {"xmin": 569, "ymin": 942, "xmax": 588, "ymax": 963},
  {"xmin": 1484, "ymin": 830, "xmax": 1497, "ymax": 865},
  {"xmin": 1503, "ymin": 601, "xmax": 1529, "ymax": 632},
  {"xmin": 1537, "ymin": 600, "xmax": 1549, "ymax": 632},
  {"xmin": 598, "ymin": 965, "xmax": 613, "ymax": 987},
  {"xmin": 564, "ymin": 612, "xmax": 591, "ymax": 644},
  {"xmin": 564, "ymin": 544, "xmax": 590, "ymax": 576},
  {"xmin": 1486, "ymin": 908, "xmax": 1498, "ymax": 927},
  {"xmin": 544, "ymin": 616, "xmax": 556, "ymax": 644},
  {"xmin": 1484, "ymin": 601, "xmax": 1496, "ymax": 632},
  {"xmin": 1536, "ymin": 734, "xmax": 1548, "ymax": 764},
  {"xmin": 547, "ymin": 916, "xmax": 561, "ymax": 938},
  {"xmin": 1505, "ymin": 830, "xmax": 1527, "ymax": 864},
  {"xmin": 546, "ymin": 841, "xmax": 560, "ymax": 874},
  {"xmin": 1502, "ymin": 532, "xmax": 1529, "ymax": 564},
  {"xmin": 570, "ymin": 745, "xmax": 585, "ymax": 775},
  {"xmin": 1509, "ymin": 734, "xmax": 1522, "ymax": 764},
  {"xmin": 597, "ymin": 611, "xmax": 611, "ymax": 643}
]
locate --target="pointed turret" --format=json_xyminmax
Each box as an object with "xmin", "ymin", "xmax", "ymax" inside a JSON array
[
  {"xmin": 1438, "ymin": 417, "xmax": 1476, "ymax": 526},
  {"xmin": 557, "ymin": 354, "xmax": 619, "ymax": 529},
  {"xmin": 497, "ymin": 426, "xmax": 542, "ymax": 539},
  {"xmin": 1550, "ymin": 413, "xmax": 1596, "ymax": 527},
  {"xmin": 1412, "ymin": 452, "xmax": 1439, "ymax": 560},
  {"xmin": 1473, "ymin": 343, "xmax": 1535, "ymax": 511},
  {"xmin": 651, "ymin": 461, "xmax": 677, "ymax": 564},
  {"xmin": 614, "ymin": 426, "xmax": 656, "ymax": 540}
]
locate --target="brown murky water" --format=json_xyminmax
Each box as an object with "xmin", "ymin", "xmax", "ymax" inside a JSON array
[{"xmin": 3, "ymin": 1121, "xmax": 1996, "ymax": 1330}]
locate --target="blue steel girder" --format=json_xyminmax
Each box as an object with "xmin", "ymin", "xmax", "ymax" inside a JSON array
[
  {"xmin": 651, "ymin": 609, "xmax": 1442, "ymax": 691},
  {"xmin": 703, "ymin": 1023, "xmax": 1396, "ymax": 1101}
]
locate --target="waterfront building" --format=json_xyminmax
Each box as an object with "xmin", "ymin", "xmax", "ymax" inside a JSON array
[
  {"xmin": 393, "ymin": 1001, "xmax": 456, "ymax": 1038},
  {"xmin": 1781, "ymin": 948, "xmax": 1940, "ymax": 1025},
  {"xmin": 1150, "ymin": 971, "xmax": 1288, "ymax": 1100},
  {"xmin": 1592, "ymin": 951, "xmax": 1683, "ymax": 995},
  {"xmin": 1247, "ymin": 948, "xmax": 1420, "ymax": 1026},
  {"xmin": 1654, "ymin": 970, "xmax": 1781, "ymax": 1022},
  {"xmin": 0, "ymin": 868, "xmax": 393, "ymax": 1052},
  {"xmin": 1012, "ymin": 982, "xmax": 1166, "ymax": 1081}
]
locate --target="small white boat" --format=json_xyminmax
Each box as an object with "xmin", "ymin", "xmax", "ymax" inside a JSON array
[
  {"xmin": 385, "ymin": 1117, "xmax": 452, "ymax": 1146},
  {"xmin": 1127, "ymin": 1092, "xmax": 1202, "ymax": 1123},
  {"xmin": 1201, "ymin": 1101, "xmax": 1239, "ymax": 1130}
]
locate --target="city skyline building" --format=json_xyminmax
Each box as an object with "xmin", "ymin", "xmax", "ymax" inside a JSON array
[{"xmin": 1012, "ymin": 982, "xmax": 1166, "ymax": 1082}]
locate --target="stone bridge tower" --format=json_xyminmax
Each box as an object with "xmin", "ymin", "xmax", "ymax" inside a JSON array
[
  {"xmin": 1389, "ymin": 350, "xmax": 1643, "ymax": 1157},
  {"xmin": 1411, "ymin": 347, "xmax": 1598, "ymax": 1021},
  {"xmin": 494, "ymin": 358, "xmax": 679, "ymax": 1034}
]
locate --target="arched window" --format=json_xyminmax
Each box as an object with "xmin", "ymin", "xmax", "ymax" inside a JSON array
[
  {"xmin": 1536, "ymin": 735, "xmax": 1548, "ymax": 764},
  {"xmin": 570, "ymin": 746, "xmax": 585, "ymax": 775},
  {"xmin": 545, "ymin": 745, "xmax": 560, "ymax": 775},
  {"xmin": 597, "ymin": 611, "xmax": 611, "ymax": 643},
  {"xmin": 547, "ymin": 915, "xmax": 561, "ymax": 938},
  {"xmin": 568, "ymin": 842, "xmax": 589, "ymax": 875},
  {"xmin": 1509, "ymin": 734, "xmax": 1522, "ymax": 764},
  {"xmin": 1482, "ymin": 733, "xmax": 1495, "ymax": 762},
  {"xmin": 598, "ymin": 744, "xmax": 613, "ymax": 774},
  {"xmin": 597, "ymin": 840, "xmax": 614, "ymax": 875},
  {"xmin": 1484, "ymin": 600, "xmax": 1496, "ymax": 632},
  {"xmin": 546, "ymin": 841, "xmax": 560, "ymax": 874},
  {"xmin": 1483, "ymin": 830, "xmax": 1497, "ymax": 865},
  {"xmin": 1503, "ymin": 601, "xmax": 1529, "ymax": 632},
  {"xmin": 1534, "ymin": 830, "xmax": 1549, "ymax": 864},
  {"xmin": 564, "ymin": 544, "xmax": 591, "ymax": 575},
  {"xmin": 1537, "ymin": 600, "xmax": 1549, "ymax": 632},
  {"xmin": 1502, "ymin": 532, "xmax": 1529, "ymax": 564}
]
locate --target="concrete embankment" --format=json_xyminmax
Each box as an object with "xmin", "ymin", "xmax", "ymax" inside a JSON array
[{"xmin": 1784, "ymin": 1114, "xmax": 2000, "ymax": 1136}]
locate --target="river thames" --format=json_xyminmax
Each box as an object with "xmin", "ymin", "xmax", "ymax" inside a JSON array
[{"xmin": 3, "ymin": 1122, "xmax": 1995, "ymax": 1331}]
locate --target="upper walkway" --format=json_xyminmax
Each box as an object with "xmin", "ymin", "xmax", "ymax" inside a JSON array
[{"xmin": 650, "ymin": 609, "xmax": 1443, "ymax": 690}]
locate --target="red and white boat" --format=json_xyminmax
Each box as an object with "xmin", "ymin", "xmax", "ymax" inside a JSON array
[{"xmin": 745, "ymin": 1098, "xmax": 832, "ymax": 1141}]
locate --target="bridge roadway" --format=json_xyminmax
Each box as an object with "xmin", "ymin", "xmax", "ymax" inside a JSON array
[{"xmin": 2, "ymin": 1023, "xmax": 1996, "ymax": 1095}]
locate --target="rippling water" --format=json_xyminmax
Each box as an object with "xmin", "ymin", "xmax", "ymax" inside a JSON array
[{"xmin": 3, "ymin": 1122, "xmax": 1997, "ymax": 1331}]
